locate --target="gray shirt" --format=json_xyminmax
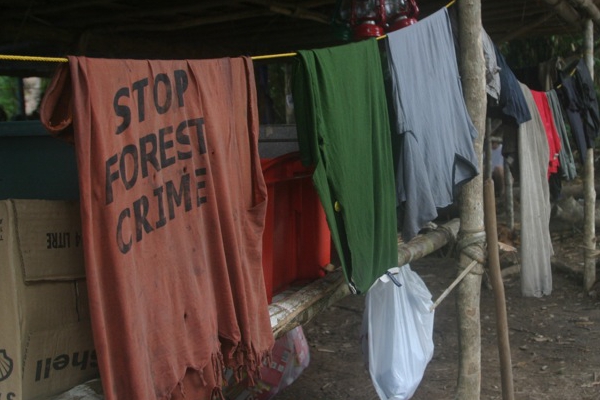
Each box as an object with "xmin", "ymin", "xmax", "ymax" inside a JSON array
[{"xmin": 387, "ymin": 8, "xmax": 479, "ymax": 241}]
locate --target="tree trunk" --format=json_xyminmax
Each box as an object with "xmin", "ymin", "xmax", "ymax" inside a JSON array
[
  {"xmin": 583, "ymin": 19, "xmax": 597, "ymax": 292},
  {"xmin": 456, "ymin": 1, "xmax": 486, "ymax": 399}
]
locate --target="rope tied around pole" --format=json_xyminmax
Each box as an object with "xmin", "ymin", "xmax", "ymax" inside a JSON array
[
  {"xmin": 583, "ymin": 245, "xmax": 600, "ymax": 258},
  {"xmin": 430, "ymin": 229, "xmax": 487, "ymax": 311},
  {"xmin": 437, "ymin": 223, "xmax": 459, "ymax": 258},
  {"xmin": 456, "ymin": 229, "xmax": 487, "ymax": 274}
]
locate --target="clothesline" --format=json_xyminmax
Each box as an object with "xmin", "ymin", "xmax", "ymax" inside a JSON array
[
  {"xmin": 0, "ymin": 0, "xmax": 456, "ymax": 64},
  {"xmin": 0, "ymin": 39, "xmax": 378, "ymax": 63}
]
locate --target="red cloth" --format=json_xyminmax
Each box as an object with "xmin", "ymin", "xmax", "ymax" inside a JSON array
[
  {"xmin": 531, "ymin": 90, "xmax": 562, "ymax": 178},
  {"xmin": 41, "ymin": 57, "xmax": 274, "ymax": 400}
]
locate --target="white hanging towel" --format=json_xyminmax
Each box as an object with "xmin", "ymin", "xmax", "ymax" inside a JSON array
[{"xmin": 518, "ymin": 82, "xmax": 554, "ymax": 297}]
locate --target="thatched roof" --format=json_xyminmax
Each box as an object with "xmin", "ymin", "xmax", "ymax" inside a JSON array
[{"xmin": 1, "ymin": 0, "xmax": 599, "ymax": 76}]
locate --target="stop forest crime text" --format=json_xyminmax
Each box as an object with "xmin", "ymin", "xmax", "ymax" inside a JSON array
[{"xmin": 105, "ymin": 69, "xmax": 209, "ymax": 255}]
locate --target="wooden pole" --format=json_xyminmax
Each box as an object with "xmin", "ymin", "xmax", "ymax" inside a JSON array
[
  {"xmin": 542, "ymin": 0, "xmax": 582, "ymax": 26},
  {"xmin": 484, "ymin": 180, "xmax": 515, "ymax": 400},
  {"xmin": 269, "ymin": 269, "xmax": 350, "ymax": 339},
  {"xmin": 431, "ymin": 260, "xmax": 477, "ymax": 312},
  {"xmin": 567, "ymin": 0, "xmax": 600, "ymax": 24},
  {"xmin": 505, "ymin": 162, "xmax": 515, "ymax": 230},
  {"xmin": 483, "ymin": 118, "xmax": 514, "ymax": 398},
  {"xmin": 583, "ymin": 19, "xmax": 597, "ymax": 292},
  {"xmin": 397, "ymin": 218, "xmax": 461, "ymax": 265},
  {"xmin": 456, "ymin": 1, "xmax": 486, "ymax": 399}
]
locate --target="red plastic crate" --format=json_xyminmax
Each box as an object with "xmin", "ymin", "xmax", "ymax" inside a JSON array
[{"xmin": 260, "ymin": 152, "xmax": 331, "ymax": 303}]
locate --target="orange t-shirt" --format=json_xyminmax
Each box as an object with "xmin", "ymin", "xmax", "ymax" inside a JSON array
[{"xmin": 41, "ymin": 56, "xmax": 274, "ymax": 400}]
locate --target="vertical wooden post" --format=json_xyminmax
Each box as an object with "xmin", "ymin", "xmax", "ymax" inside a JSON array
[
  {"xmin": 484, "ymin": 190, "xmax": 515, "ymax": 399},
  {"xmin": 504, "ymin": 163, "xmax": 514, "ymax": 230},
  {"xmin": 456, "ymin": 1, "xmax": 486, "ymax": 399},
  {"xmin": 484, "ymin": 120, "xmax": 492, "ymax": 178},
  {"xmin": 583, "ymin": 19, "xmax": 597, "ymax": 293},
  {"xmin": 483, "ymin": 119, "xmax": 515, "ymax": 399}
]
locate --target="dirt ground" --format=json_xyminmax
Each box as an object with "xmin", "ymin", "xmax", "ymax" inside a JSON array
[{"xmin": 275, "ymin": 190, "xmax": 600, "ymax": 399}]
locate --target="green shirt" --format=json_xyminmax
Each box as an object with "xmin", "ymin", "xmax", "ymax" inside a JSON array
[{"xmin": 293, "ymin": 39, "xmax": 398, "ymax": 294}]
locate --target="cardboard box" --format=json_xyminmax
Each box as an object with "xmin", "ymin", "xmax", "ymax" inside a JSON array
[{"xmin": 0, "ymin": 199, "xmax": 98, "ymax": 400}]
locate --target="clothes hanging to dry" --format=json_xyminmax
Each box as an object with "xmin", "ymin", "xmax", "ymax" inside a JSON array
[
  {"xmin": 386, "ymin": 7, "xmax": 479, "ymax": 242},
  {"xmin": 517, "ymin": 82, "xmax": 554, "ymax": 297},
  {"xmin": 293, "ymin": 39, "xmax": 398, "ymax": 295},
  {"xmin": 531, "ymin": 89, "xmax": 562, "ymax": 178},
  {"xmin": 547, "ymin": 89, "xmax": 577, "ymax": 181},
  {"xmin": 446, "ymin": 7, "xmax": 500, "ymax": 104},
  {"xmin": 490, "ymin": 45, "xmax": 532, "ymax": 126},
  {"xmin": 482, "ymin": 29, "xmax": 501, "ymax": 103},
  {"xmin": 40, "ymin": 56, "xmax": 274, "ymax": 400},
  {"xmin": 557, "ymin": 58, "xmax": 600, "ymax": 164}
]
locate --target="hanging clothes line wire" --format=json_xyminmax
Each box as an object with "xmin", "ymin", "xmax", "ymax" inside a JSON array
[
  {"xmin": 0, "ymin": 0, "xmax": 457, "ymax": 64},
  {"xmin": 252, "ymin": 52, "xmax": 297, "ymax": 61},
  {"xmin": 0, "ymin": 54, "xmax": 68, "ymax": 63}
]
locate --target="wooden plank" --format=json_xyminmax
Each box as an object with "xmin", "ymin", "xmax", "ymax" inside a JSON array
[{"xmin": 269, "ymin": 269, "xmax": 349, "ymax": 339}]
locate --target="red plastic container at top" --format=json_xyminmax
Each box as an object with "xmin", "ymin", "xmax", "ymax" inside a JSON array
[{"xmin": 260, "ymin": 152, "xmax": 331, "ymax": 303}]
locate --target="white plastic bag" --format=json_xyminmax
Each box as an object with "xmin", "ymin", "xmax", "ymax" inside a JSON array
[{"xmin": 361, "ymin": 264, "xmax": 435, "ymax": 400}]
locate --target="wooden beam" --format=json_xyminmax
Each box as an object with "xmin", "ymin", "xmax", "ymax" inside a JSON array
[
  {"xmin": 3, "ymin": 0, "xmax": 121, "ymax": 18},
  {"xmin": 542, "ymin": 0, "xmax": 582, "ymax": 25},
  {"xmin": 64, "ymin": 3, "xmax": 238, "ymax": 27},
  {"xmin": 582, "ymin": 19, "xmax": 597, "ymax": 293},
  {"xmin": 484, "ymin": 179, "xmax": 515, "ymax": 400},
  {"xmin": 0, "ymin": 22, "xmax": 73, "ymax": 49},
  {"xmin": 97, "ymin": 10, "xmax": 273, "ymax": 32},
  {"xmin": 243, "ymin": 0, "xmax": 331, "ymax": 24},
  {"xmin": 296, "ymin": 0, "xmax": 336, "ymax": 7},
  {"xmin": 567, "ymin": 0, "xmax": 600, "ymax": 24},
  {"xmin": 397, "ymin": 218, "xmax": 460, "ymax": 264},
  {"xmin": 269, "ymin": 218, "xmax": 460, "ymax": 339},
  {"xmin": 499, "ymin": 12, "xmax": 556, "ymax": 42},
  {"xmin": 269, "ymin": 269, "xmax": 349, "ymax": 339},
  {"xmin": 83, "ymin": 0, "xmax": 332, "ymax": 31}
]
